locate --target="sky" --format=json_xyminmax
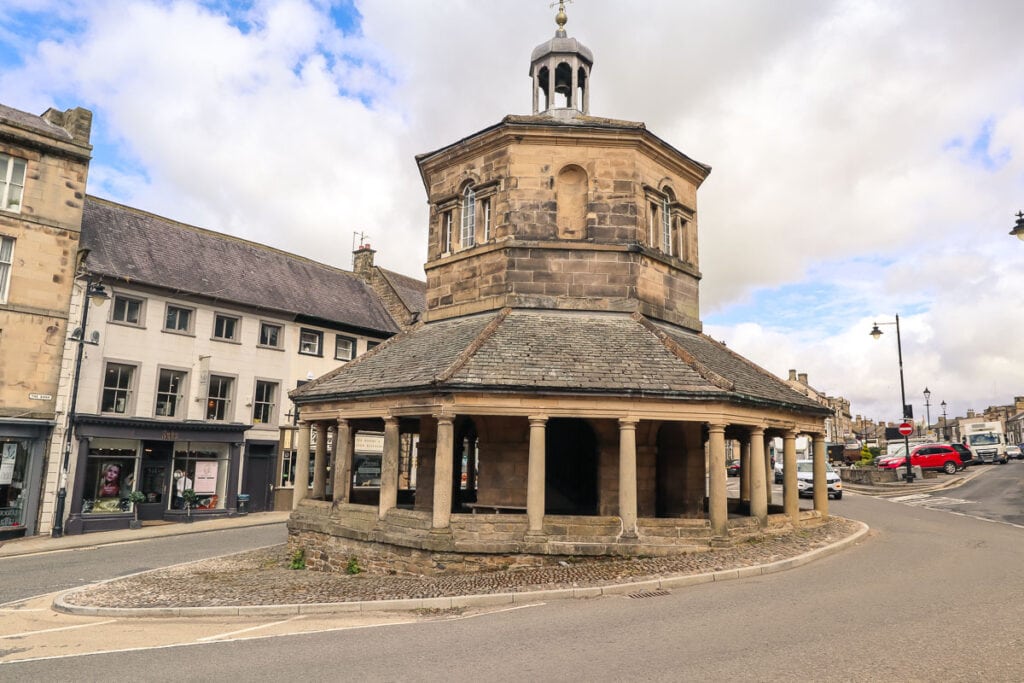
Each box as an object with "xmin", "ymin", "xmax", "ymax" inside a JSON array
[{"xmin": 2, "ymin": 0, "xmax": 1022, "ymax": 430}]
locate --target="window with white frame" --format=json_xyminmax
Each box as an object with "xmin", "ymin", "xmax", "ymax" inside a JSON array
[
  {"xmin": 335, "ymin": 334, "xmax": 355, "ymax": 361},
  {"xmin": 482, "ymin": 198, "xmax": 491, "ymax": 241},
  {"xmin": 0, "ymin": 154, "xmax": 27, "ymax": 213},
  {"xmin": 252, "ymin": 380, "xmax": 277, "ymax": 424},
  {"xmin": 111, "ymin": 294, "xmax": 144, "ymax": 326},
  {"xmin": 155, "ymin": 368, "xmax": 186, "ymax": 417},
  {"xmin": 259, "ymin": 321, "xmax": 282, "ymax": 348},
  {"xmin": 164, "ymin": 304, "xmax": 193, "ymax": 333},
  {"xmin": 661, "ymin": 195, "xmax": 672, "ymax": 255},
  {"xmin": 0, "ymin": 235, "xmax": 13, "ymax": 304},
  {"xmin": 213, "ymin": 313, "xmax": 239, "ymax": 341},
  {"xmin": 101, "ymin": 363, "xmax": 135, "ymax": 414},
  {"xmin": 461, "ymin": 185, "xmax": 476, "ymax": 248},
  {"xmin": 442, "ymin": 211, "xmax": 453, "ymax": 253},
  {"xmin": 299, "ymin": 328, "xmax": 322, "ymax": 356},
  {"xmin": 205, "ymin": 375, "xmax": 233, "ymax": 421}
]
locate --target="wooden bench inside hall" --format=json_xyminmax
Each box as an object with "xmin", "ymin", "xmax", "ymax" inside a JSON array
[{"xmin": 464, "ymin": 503, "xmax": 527, "ymax": 514}]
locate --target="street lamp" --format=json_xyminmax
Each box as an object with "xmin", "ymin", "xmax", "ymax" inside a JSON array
[
  {"xmin": 1010, "ymin": 211, "xmax": 1024, "ymax": 241},
  {"xmin": 870, "ymin": 315, "xmax": 915, "ymax": 483},
  {"xmin": 51, "ymin": 278, "xmax": 108, "ymax": 537},
  {"xmin": 941, "ymin": 400, "xmax": 948, "ymax": 441},
  {"xmin": 923, "ymin": 387, "xmax": 931, "ymax": 439}
]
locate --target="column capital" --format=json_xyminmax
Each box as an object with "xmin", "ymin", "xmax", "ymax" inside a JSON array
[
  {"xmin": 528, "ymin": 415, "xmax": 548, "ymax": 427},
  {"xmin": 748, "ymin": 425, "xmax": 765, "ymax": 438},
  {"xmin": 297, "ymin": 419, "xmax": 310, "ymax": 429},
  {"xmin": 618, "ymin": 417, "xmax": 639, "ymax": 429},
  {"xmin": 434, "ymin": 414, "xmax": 455, "ymax": 426},
  {"xmin": 383, "ymin": 415, "xmax": 399, "ymax": 427},
  {"xmin": 335, "ymin": 416, "xmax": 349, "ymax": 428},
  {"xmin": 707, "ymin": 422, "xmax": 727, "ymax": 434}
]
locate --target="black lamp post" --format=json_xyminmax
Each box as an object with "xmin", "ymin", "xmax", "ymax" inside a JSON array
[
  {"xmin": 923, "ymin": 387, "xmax": 932, "ymax": 439},
  {"xmin": 870, "ymin": 315, "xmax": 914, "ymax": 483},
  {"xmin": 51, "ymin": 278, "xmax": 108, "ymax": 537},
  {"xmin": 941, "ymin": 400, "xmax": 948, "ymax": 441},
  {"xmin": 1010, "ymin": 211, "xmax": 1024, "ymax": 240}
]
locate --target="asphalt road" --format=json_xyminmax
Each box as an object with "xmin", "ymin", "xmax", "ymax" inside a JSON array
[
  {"xmin": 0, "ymin": 524, "xmax": 287, "ymax": 604},
  {"xmin": 3, "ymin": 489, "xmax": 1023, "ymax": 680}
]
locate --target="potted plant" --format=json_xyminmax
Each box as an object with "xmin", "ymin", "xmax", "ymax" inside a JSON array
[
  {"xmin": 181, "ymin": 488, "xmax": 198, "ymax": 522},
  {"xmin": 127, "ymin": 490, "xmax": 147, "ymax": 529}
]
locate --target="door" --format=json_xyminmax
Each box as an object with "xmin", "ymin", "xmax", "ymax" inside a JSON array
[
  {"xmin": 139, "ymin": 441, "xmax": 173, "ymax": 521},
  {"xmin": 243, "ymin": 445, "xmax": 276, "ymax": 513}
]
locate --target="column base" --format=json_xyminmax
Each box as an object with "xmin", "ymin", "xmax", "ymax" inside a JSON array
[{"xmin": 524, "ymin": 532, "xmax": 547, "ymax": 542}]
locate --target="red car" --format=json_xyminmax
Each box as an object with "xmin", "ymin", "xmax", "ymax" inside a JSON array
[{"xmin": 877, "ymin": 443, "xmax": 964, "ymax": 474}]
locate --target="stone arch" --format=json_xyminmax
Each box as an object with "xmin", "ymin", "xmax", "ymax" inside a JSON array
[
  {"xmin": 556, "ymin": 164, "xmax": 588, "ymax": 239},
  {"xmin": 545, "ymin": 417, "xmax": 599, "ymax": 515}
]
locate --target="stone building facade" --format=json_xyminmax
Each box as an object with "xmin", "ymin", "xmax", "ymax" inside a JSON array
[
  {"xmin": 288, "ymin": 8, "xmax": 834, "ymax": 574},
  {"xmin": 0, "ymin": 104, "xmax": 92, "ymax": 538}
]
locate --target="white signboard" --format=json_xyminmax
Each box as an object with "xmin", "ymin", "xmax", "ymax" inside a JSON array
[
  {"xmin": 194, "ymin": 461, "xmax": 218, "ymax": 494},
  {"xmin": 0, "ymin": 444, "xmax": 16, "ymax": 485},
  {"xmin": 354, "ymin": 433, "xmax": 384, "ymax": 454}
]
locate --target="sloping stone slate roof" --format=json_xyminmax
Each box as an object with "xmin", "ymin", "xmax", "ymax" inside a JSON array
[
  {"xmin": 379, "ymin": 267, "xmax": 426, "ymax": 314},
  {"xmin": 81, "ymin": 196, "xmax": 400, "ymax": 335},
  {"xmin": 292, "ymin": 309, "xmax": 829, "ymax": 414},
  {"xmin": 0, "ymin": 103, "xmax": 72, "ymax": 141}
]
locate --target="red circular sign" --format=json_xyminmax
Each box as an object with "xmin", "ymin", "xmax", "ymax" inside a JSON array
[{"xmin": 898, "ymin": 422, "xmax": 913, "ymax": 436}]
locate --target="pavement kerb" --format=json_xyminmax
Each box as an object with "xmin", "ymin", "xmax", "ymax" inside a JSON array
[{"xmin": 52, "ymin": 520, "xmax": 871, "ymax": 618}]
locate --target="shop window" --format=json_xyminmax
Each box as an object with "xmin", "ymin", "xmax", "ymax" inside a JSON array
[
  {"xmin": 111, "ymin": 295, "xmax": 144, "ymax": 326},
  {"xmin": 252, "ymin": 380, "xmax": 277, "ymax": 424},
  {"xmin": 206, "ymin": 375, "xmax": 233, "ymax": 421},
  {"xmin": 335, "ymin": 334, "xmax": 355, "ymax": 361},
  {"xmin": 299, "ymin": 328, "xmax": 322, "ymax": 356},
  {"xmin": 155, "ymin": 368, "xmax": 186, "ymax": 418},
  {"xmin": 0, "ymin": 439, "xmax": 29, "ymax": 532},
  {"xmin": 80, "ymin": 442, "xmax": 138, "ymax": 515},
  {"xmin": 172, "ymin": 443, "xmax": 228, "ymax": 511},
  {"xmin": 164, "ymin": 304, "xmax": 194, "ymax": 334},
  {"xmin": 0, "ymin": 153, "xmax": 27, "ymax": 212},
  {"xmin": 259, "ymin": 321, "xmax": 282, "ymax": 348},
  {"xmin": 213, "ymin": 313, "xmax": 239, "ymax": 341},
  {"xmin": 0, "ymin": 236, "xmax": 15, "ymax": 304},
  {"xmin": 101, "ymin": 363, "xmax": 135, "ymax": 414}
]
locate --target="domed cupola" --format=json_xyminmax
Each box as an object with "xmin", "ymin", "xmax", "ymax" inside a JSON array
[{"xmin": 530, "ymin": 1, "xmax": 593, "ymax": 116}]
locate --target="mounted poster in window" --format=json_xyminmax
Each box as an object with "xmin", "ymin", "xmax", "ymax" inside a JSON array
[
  {"xmin": 194, "ymin": 461, "xmax": 218, "ymax": 494},
  {"xmin": 0, "ymin": 444, "xmax": 16, "ymax": 485}
]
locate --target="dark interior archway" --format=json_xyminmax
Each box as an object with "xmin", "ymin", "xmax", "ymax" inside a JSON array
[{"xmin": 545, "ymin": 418, "xmax": 598, "ymax": 515}]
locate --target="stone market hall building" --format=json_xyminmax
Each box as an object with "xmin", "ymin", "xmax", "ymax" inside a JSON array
[{"xmin": 288, "ymin": 5, "xmax": 834, "ymax": 573}]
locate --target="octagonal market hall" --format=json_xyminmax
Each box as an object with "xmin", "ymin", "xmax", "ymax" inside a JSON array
[{"xmin": 287, "ymin": 6, "xmax": 833, "ymax": 574}]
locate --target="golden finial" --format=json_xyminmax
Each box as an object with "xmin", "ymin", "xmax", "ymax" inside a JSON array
[{"xmin": 551, "ymin": 0, "xmax": 572, "ymax": 34}]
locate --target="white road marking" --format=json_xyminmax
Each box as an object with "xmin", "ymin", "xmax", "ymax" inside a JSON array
[
  {"xmin": 1, "ymin": 619, "xmax": 118, "ymax": 639},
  {"xmin": 196, "ymin": 616, "xmax": 306, "ymax": 642}
]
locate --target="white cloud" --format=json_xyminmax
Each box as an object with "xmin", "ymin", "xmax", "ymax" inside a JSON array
[{"xmin": 2, "ymin": 0, "xmax": 1023, "ymax": 425}]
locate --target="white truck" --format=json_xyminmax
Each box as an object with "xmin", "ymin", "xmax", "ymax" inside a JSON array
[{"xmin": 965, "ymin": 421, "xmax": 1007, "ymax": 464}]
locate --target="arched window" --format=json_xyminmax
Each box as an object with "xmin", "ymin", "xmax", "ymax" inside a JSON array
[
  {"xmin": 661, "ymin": 195, "xmax": 672, "ymax": 255},
  {"xmin": 461, "ymin": 185, "xmax": 476, "ymax": 248}
]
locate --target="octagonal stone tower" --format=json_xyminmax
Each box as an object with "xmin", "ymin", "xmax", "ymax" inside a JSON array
[{"xmin": 417, "ymin": 8, "xmax": 710, "ymax": 331}]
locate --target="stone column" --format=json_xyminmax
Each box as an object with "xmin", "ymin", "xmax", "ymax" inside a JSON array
[
  {"xmin": 431, "ymin": 415, "xmax": 455, "ymax": 530},
  {"xmin": 618, "ymin": 418, "xmax": 639, "ymax": 538},
  {"xmin": 332, "ymin": 419, "xmax": 352, "ymax": 504},
  {"xmin": 526, "ymin": 416, "xmax": 547, "ymax": 537},
  {"xmin": 292, "ymin": 420, "xmax": 311, "ymax": 509},
  {"xmin": 783, "ymin": 430, "xmax": 799, "ymax": 523},
  {"xmin": 739, "ymin": 437, "xmax": 751, "ymax": 502},
  {"xmin": 748, "ymin": 427, "xmax": 768, "ymax": 525},
  {"xmin": 378, "ymin": 416, "xmax": 400, "ymax": 519},
  {"xmin": 311, "ymin": 422, "xmax": 327, "ymax": 499},
  {"xmin": 812, "ymin": 433, "xmax": 829, "ymax": 517},
  {"xmin": 707, "ymin": 423, "xmax": 728, "ymax": 538}
]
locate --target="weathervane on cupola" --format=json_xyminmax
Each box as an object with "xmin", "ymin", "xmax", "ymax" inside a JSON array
[{"xmin": 530, "ymin": 0, "xmax": 594, "ymax": 116}]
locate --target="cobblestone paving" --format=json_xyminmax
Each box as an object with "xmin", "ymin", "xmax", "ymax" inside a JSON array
[{"xmin": 62, "ymin": 517, "xmax": 861, "ymax": 609}]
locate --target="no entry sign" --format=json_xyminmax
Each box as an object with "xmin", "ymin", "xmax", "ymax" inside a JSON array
[{"xmin": 898, "ymin": 422, "xmax": 913, "ymax": 436}]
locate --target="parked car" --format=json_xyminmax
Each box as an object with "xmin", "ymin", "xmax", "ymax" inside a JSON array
[
  {"xmin": 877, "ymin": 443, "xmax": 964, "ymax": 474},
  {"xmin": 726, "ymin": 459, "xmax": 741, "ymax": 477},
  {"xmin": 795, "ymin": 460, "xmax": 843, "ymax": 499},
  {"xmin": 1005, "ymin": 444, "xmax": 1022, "ymax": 460},
  {"xmin": 949, "ymin": 443, "xmax": 974, "ymax": 467}
]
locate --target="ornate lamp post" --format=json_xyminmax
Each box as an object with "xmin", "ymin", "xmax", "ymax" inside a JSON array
[
  {"xmin": 1010, "ymin": 211, "xmax": 1024, "ymax": 240},
  {"xmin": 923, "ymin": 387, "xmax": 932, "ymax": 439},
  {"xmin": 51, "ymin": 278, "xmax": 108, "ymax": 537},
  {"xmin": 941, "ymin": 400, "xmax": 948, "ymax": 441},
  {"xmin": 870, "ymin": 315, "xmax": 914, "ymax": 483}
]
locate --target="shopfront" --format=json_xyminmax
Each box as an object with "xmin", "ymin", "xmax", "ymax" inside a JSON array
[
  {"xmin": 0, "ymin": 419, "xmax": 51, "ymax": 539},
  {"xmin": 62, "ymin": 415, "xmax": 248, "ymax": 535}
]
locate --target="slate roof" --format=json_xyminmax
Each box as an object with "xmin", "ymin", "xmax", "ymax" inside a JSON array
[
  {"xmin": 81, "ymin": 196, "xmax": 401, "ymax": 335},
  {"xmin": 379, "ymin": 267, "xmax": 426, "ymax": 315},
  {"xmin": 0, "ymin": 103, "xmax": 72, "ymax": 142},
  {"xmin": 292, "ymin": 308, "xmax": 830, "ymax": 415}
]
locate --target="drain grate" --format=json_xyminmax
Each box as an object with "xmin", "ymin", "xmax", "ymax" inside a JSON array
[{"xmin": 627, "ymin": 589, "xmax": 670, "ymax": 599}]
